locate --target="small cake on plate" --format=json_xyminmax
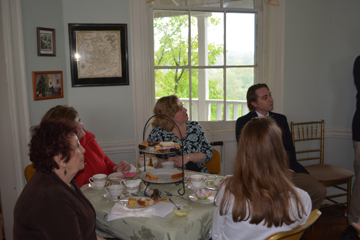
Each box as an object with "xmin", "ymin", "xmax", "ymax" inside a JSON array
[
  {"xmin": 146, "ymin": 172, "xmax": 158, "ymax": 180},
  {"xmin": 128, "ymin": 197, "xmax": 137, "ymax": 206}
]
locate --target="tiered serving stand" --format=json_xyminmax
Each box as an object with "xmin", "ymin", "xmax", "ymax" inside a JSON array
[{"xmin": 139, "ymin": 114, "xmax": 185, "ymax": 196}]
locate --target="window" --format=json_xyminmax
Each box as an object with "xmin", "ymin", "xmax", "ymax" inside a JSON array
[{"xmin": 149, "ymin": 0, "xmax": 263, "ymax": 122}]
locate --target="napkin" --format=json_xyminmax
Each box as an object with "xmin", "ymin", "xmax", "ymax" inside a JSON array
[
  {"xmin": 151, "ymin": 202, "xmax": 174, "ymax": 217},
  {"xmin": 107, "ymin": 202, "xmax": 154, "ymax": 222}
]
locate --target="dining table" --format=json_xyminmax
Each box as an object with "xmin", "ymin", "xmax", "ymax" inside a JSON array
[{"xmin": 81, "ymin": 170, "xmax": 223, "ymax": 240}]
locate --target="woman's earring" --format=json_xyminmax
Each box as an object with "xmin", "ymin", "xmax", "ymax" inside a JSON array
[{"xmin": 64, "ymin": 168, "xmax": 67, "ymax": 176}]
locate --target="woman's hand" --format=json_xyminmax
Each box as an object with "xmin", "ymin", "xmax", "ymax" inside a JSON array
[
  {"xmin": 287, "ymin": 169, "xmax": 295, "ymax": 180},
  {"xmin": 114, "ymin": 160, "xmax": 131, "ymax": 173},
  {"xmin": 169, "ymin": 155, "xmax": 190, "ymax": 168}
]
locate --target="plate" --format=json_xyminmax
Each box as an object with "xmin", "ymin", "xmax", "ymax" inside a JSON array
[
  {"xmin": 185, "ymin": 182, "xmax": 209, "ymax": 190},
  {"xmin": 103, "ymin": 192, "xmax": 119, "ymax": 202},
  {"xmin": 119, "ymin": 197, "xmax": 156, "ymax": 210},
  {"xmin": 189, "ymin": 191, "xmax": 216, "ymax": 204},
  {"xmin": 88, "ymin": 182, "xmax": 111, "ymax": 190},
  {"xmin": 140, "ymin": 168, "xmax": 184, "ymax": 184},
  {"xmin": 107, "ymin": 172, "xmax": 124, "ymax": 181},
  {"xmin": 139, "ymin": 142, "xmax": 184, "ymax": 156}
]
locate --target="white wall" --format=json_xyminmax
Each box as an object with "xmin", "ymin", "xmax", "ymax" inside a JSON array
[
  {"xmin": 2, "ymin": 0, "xmax": 360, "ymax": 238},
  {"xmin": 21, "ymin": 0, "xmax": 68, "ymax": 125},
  {"xmin": 284, "ymin": 0, "xmax": 360, "ymax": 170},
  {"xmin": 21, "ymin": 0, "xmax": 136, "ymax": 165},
  {"xmin": 62, "ymin": 0, "xmax": 135, "ymax": 145}
]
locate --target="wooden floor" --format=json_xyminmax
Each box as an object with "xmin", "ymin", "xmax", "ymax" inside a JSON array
[{"xmin": 302, "ymin": 206, "xmax": 356, "ymax": 240}]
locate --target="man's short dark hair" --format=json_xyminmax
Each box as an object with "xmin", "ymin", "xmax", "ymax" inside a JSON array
[{"xmin": 247, "ymin": 83, "xmax": 269, "ymax": 112}]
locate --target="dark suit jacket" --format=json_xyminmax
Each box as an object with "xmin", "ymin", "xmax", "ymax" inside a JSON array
[
  {"xmin": 13, "ymin": 171, "xmax": 97, "ymax": 240},
  {"xmin": 235, "ymin": 111, "xmax": 308, "ymax": 174}
]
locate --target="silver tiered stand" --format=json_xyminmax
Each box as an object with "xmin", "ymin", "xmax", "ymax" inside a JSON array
[{"xmin": 139, "ymin": 114, "xmax": 185, "ymax": 196}]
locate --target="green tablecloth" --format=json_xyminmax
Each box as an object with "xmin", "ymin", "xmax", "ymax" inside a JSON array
[{"xmin": 82, "ymin": 171, "xmax": 222, "ymax": 240}]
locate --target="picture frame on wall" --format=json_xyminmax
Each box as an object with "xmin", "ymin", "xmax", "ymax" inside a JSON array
[
  {"xmin": 37, "ymin": 27, "xmax": 56, "ymax": 56},
  {"xmin": 32, "ymin": 71, "xmax": 63, "ymax": 101},
  {"xmin": 68, "ymin": 23, "xmax": 129, "ymax": 87}
]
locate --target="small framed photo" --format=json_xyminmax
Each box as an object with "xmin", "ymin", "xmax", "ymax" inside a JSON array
[
  {"xmin": 37, "ymin": 27, "xmax": 56, "ymax": 56},
  {"xmin": 68, "ymin": 23, "xmax": 129, "ymax": 87},
  {"xmin": 32, "ymin": 71, "xmax": 63, "ymax": 101}
]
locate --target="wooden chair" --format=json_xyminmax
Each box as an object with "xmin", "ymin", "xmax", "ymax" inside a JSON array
[
  {"xmin": 266, "ymin": 209, "xmax": 321, "ymax": 240},
  {"xmin": 205, "ymin": 148, "xmax": 221, "ymax": 175},
  {"xmin": 24, "ymin": 163, "xmax": 36, "ymax": 182},
  {"xmin": 291, "ymin": 120, "xmax": 354, "ymax": 214}
]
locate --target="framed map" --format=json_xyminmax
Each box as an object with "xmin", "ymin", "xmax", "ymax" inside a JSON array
[{"xmin": 68, "ymin": 24, "xmax": 129, "ymax": 87}]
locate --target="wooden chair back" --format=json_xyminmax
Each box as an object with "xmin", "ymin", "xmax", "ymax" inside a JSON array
[
  {"xmin": 266, "ymin": 209, "xmax": 321, "ymax": 240},
  {"xmin": 291, "ymin": 120, "xmax": 354, "ymax": 214},
  {"xmin": 205, "ymin": 148, "xmax": 221, "ymax": 175},
  {"xmin": 291, "ymin": 120, "xmax": 324, "ymax": 164},
  {"xmin": 24, "ymin": 163, "xmax": 36, "ymax": 182}
]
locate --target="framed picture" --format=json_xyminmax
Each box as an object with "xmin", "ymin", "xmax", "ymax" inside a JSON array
[
  {"xmin": 32, "ymin": 71, "xmax": 63, "ymax": 101},
  {"xmin": 68, "ymin": 23, "xmax": 129, "ymax": 87},
  {"xmin": 37, "ymin": 27, "xmax": 56, "ymax": 56}
]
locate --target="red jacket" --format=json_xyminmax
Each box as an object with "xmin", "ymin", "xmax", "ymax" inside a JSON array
[{"xmin": 75, "ymin": 130, "xmax": 116, "ymax": 187}]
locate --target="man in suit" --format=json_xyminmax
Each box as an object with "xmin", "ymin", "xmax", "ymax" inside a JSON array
[{"xmin": 235, "ymin": 83, "xmax": 326, "ymax": 210}]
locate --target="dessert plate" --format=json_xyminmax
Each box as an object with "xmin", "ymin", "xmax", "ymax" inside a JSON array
[
  {"xmin": 103, "ymin": 192, "xmax": 119, "ymax": 202},
  {"xmin": 189, "ymin": 191, "xmax": 216, "ymax": 204},
  {"xmin": 185, "ymin": 182, "xmax": 209, "ymax": 191},
  {"xmin": 88, "ymin": 182, "xmax": 111, "ymax": 190},
  {"xmin": 140, "ymin": 168, "xmax": 184, "ymax": 184},
  {"xmin": 119, "ymin": 197, "xmax": 155, "ymax": 210}
]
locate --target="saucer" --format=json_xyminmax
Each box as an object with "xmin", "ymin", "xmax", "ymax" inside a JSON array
[
  {"xmin": 103, "ymin": 192, "xmax": 119, "ymax": 202},
  {"xmin": 185, "ymin": 182, "xmax": 209, "ymax": 190},
  {"xmin": 189, "ymin": 191, "xmax": 216, "ymax": 204},
  {"xmin": 88, "ymin": 183, "xmax": 109, "ymax": 190}
]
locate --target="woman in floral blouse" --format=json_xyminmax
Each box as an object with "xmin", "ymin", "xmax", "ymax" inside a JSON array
[{"xmin": 147, "ymin": 95, "xmax": 213, "ymax": 173}]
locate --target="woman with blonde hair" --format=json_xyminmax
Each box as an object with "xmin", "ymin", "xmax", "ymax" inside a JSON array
[
  {"xmin": 147, "ymin": 95, "xmax": 212, "ymax": 172},
  {"xmin": 211, "ymin": 117, "xmax": 312, "ymax": 239}
]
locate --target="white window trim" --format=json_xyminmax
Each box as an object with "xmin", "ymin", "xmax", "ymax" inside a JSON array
[{"xmin": 130, "ymin": 0, "xmax": 285, "ymax": 148}]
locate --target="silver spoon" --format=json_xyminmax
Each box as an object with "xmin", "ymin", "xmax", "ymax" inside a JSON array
[
  {"xmin": 164, "ymin": 191, "xmax": 185, "ymax": 199},
  {"xmin": 169, "ymin": 198, "xmax": 183, "ymax": 212}
]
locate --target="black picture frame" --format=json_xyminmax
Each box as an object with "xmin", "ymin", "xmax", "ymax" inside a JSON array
[
  {"xmin": 37, "ymin": 27, "xmax": 56, "ymax": 56},
  {"xmin": 68, "ymin": 23, "xmax": 129, "ymax": 87}
]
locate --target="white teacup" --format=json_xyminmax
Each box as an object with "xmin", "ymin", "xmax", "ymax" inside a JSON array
[
  {"xmin": 161, "ymin": 161, "xmax": 174, "ymax": 169},
  {"xmin": 89, "ymin": 174, "xmax": 107, "ymax": 188},
  {"xmin": 207, "ymin": 174, "xmax": 218, "ymax": 183},
  {"xmin": 120, "ymin": 179, "xmax": 142, "ymax": 193},
  {"xmin": 106, "ymin": 184, "xmax": 125, "ymax": 199},
  {"xmin": 190, "ymin": 174, "xmax": 208, "ymax": 189}
]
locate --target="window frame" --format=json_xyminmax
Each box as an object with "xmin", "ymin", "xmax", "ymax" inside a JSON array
[{"xmin": 148, "ymin": 1, "xmax": 265, "ymax": 129}]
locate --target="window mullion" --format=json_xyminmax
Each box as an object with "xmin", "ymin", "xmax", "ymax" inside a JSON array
[
  {"xmin": 223, "ymin": 10, "xmax": 227, "ymax": 121},
  {"xmin": 188, "ymin": 10, "xmax": 192, "ymax": 121}
]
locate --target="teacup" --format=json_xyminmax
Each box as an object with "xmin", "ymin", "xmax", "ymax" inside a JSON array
[
  {"xmin": 120, "ymin": 179, "xmax": 142, "ymax": 193},
  {"xmin": 89, "ymin": 174, "xmax": 107, "ymax": 188},
  {"xmin": 106, "ymin": 184, "xmax": 125, "ymax": 199},
  {"xmin": 161, "ymin": 161, "xmax": 174, "ymax": 169},
  {"xmin": 190, "ymin": 174, "xmax": 208, "ymax": 189},
  {"xmin": 207, "ymin": 174, "xmax": 217, "ymax": 183}
]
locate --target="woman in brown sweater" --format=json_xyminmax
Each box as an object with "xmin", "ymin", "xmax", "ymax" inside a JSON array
[{"xmin": 13, "ymin": 119, "xmax": 112, "ymax": 240}]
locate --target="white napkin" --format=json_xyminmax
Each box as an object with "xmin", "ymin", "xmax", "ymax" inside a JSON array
[
  {"xmin": 107, "ymin": 202, "xmax": 154, "ymax": 222},
  {"xmin": 151, "ymin": 202, "xmax": 174, "ymax": 217}
]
